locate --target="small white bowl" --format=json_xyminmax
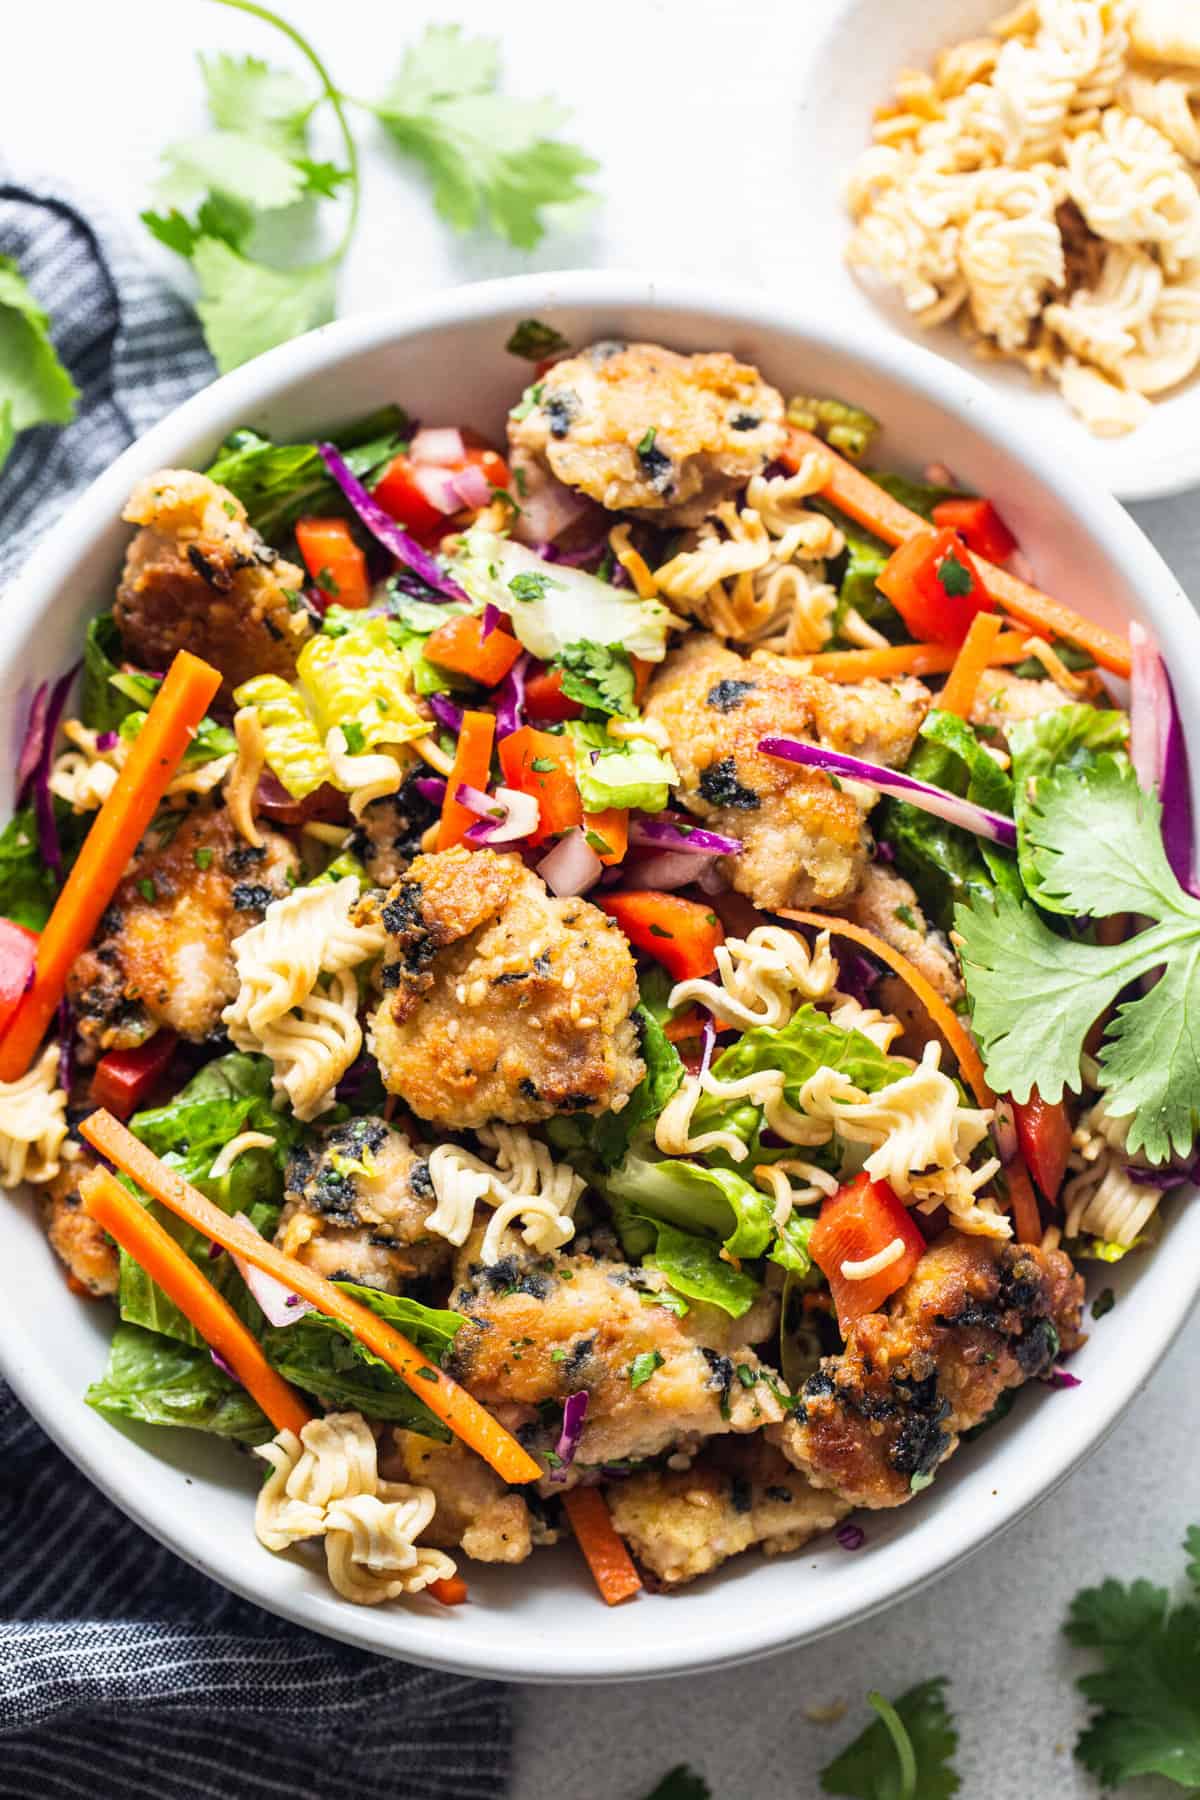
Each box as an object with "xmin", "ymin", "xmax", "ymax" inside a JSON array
[
  {"xmin": 1, "ymin": 272, "xmax": 1197, "ymax": 1683},
  {"xmin": 790, "ymin": 0, "xmax": 1200, "ymax": 501}
]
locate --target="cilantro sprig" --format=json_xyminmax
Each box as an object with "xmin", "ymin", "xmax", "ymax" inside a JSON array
[
  {"xmin": 144, "ymin": 4, "xmax": 598, "ymax": 372},
  {"xmin": 820, "ymin": 1678, "xmax": 961, "ymax": 1799},
  {"xmin": 1067, "ymin": 1525, "xmax": 1200, "ymax": 1789},
  {"xmin": 0, "ymin": 255, "xmax": 79, "ymax": 476},
  {"xmin": 957, "ymin": 753, "xmax": 1200, "ymax": 1162}
]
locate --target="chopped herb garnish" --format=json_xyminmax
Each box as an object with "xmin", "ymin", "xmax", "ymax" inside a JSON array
[
  {"xmin": 628, "ymin": 1349, "xmax": 664, "ymax": 1389},
  {"xmin": 508, "ymin": 570, "xmax": 563, "ymax": 604},
  {"xmin": 316, "ymin": 566, "xmax": 340, "ymax": 597},
  {"xmin": 193, "ymin": 847, "xmax": 214, "ymax": 871},
  {"xmin": 506, "ymin": 318, "xmax": 570, "ymax": 360},
  {"xmin": 636, "ymin": 426, "xmax": 657, "ymax": 457},
  {"xmin": 894, "ymin": 904, "xmax": 919, "ymax": 930},
  {"xmin": 532, "ymin": 756, "xmax": 558, "ymax": 773},
  {"xmin": 510, "ymin": 381, "xmax": 544, "ymax": 422},
  {"xmin": 1091, "ymin": 1286, "xmax": 1115, "ymax": 1320},
  {"xmin": 936, "ymin": 553, "xmax": 973, "ymax": 598},
  {"xmin": 341, "ymin": 721, "xmax": 366, "ymax": 754},
  {"xmin": 735, "ymin": 1363, "xmax": 757, "ymax": 1389},
  {"xmin": 138, "ymin": 878, "xmax": 158, "ymax": 904},
  {"xmin": 648, "ymin": 923, "xmax": 673, "ymax": 939}
]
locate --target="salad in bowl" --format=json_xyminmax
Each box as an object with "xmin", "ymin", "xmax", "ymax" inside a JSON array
[{"xmin": 0, "ymin": 318, "xmax": 1191, "ymax": 1619}]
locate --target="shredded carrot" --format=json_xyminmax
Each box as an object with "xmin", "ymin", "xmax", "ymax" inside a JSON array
[
  {"xmin": 561, "ymin": 1486, "xmax": 642, "ymax": 1606},
  {"xmin": 793, "ymin": 634, "xmax": 1029, "ymax": 683},
  {"xmin": 663, "ymin": 1005, "xmax": 707, "ymax": 1044},
  {"xmin": 78, "ymin": 1110, "xmax": 542, "ymax": 1487},
  {"xmin": 785, "ymin": 428, "xmax": 1132, "ymax": 678},
  {"xmin": 438, "ymin": 709, "xmax": 496, "ymax": 851},
  {"xmin": 428, "ymin": 1575, "xmax": 469, "ymax": 1606},
  {"xmin": 1005, "ymin": 1156, "xmax": 1043, "ymax": 1246},
  {"xmin": 779, "ymin": 910, "xmax": 993, "ymax": 1109},
  {"xmin": 81, "ymin": 1166, "xmax": 312, "ymax": 1437},
  {"xmin": 939, "ymin": 611, "xmax": 1005, "ymax": 718},
  {"xmin": 0, "ymin": 651, "xmax": 223, "ymax": 1081}
]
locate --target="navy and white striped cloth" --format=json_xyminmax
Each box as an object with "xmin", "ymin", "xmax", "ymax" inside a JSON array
[{"xmin": 0, "ymin": 179, "xmax": 510, "ymax": 1800}]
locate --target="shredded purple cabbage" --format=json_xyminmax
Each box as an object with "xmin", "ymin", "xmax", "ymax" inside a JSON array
[
  {"xmin": 834, "ymin": 943, "xmax": 882, "ymax": 1006},
  {"xmin": 550, "ymin": 1391, "xmax": 589, "ymax": 1480},
  {"xmin": 492, "ymin": 651, "xmax": 530, "ymax": 739},
  {"xmin": 759, "ymin": 736, "xmax": 1017, "ymax": 849},
  {"xmin": 210, "ymin": 1347, "xmax": 240, "ymax": 1383},
  {"xmin": 95, "ymin": 730, "xmax": 119, "ymax": 753},
  {"xmin": 317, "ymin": 442, "xmax": 467, "ymax": 602},
  {"xmin": 697, "ymin": 1015, "xmax": 717, "ymax": 1081},
  {"xmin": 19, "ymin": 665, "xmax": 79, "ymax": 878},
  {"xmin": 1046, "ymin": 1367, "xmax": 1082, "ymax": 1389},
  {"xmin": 16, "ymin": 683, "xmax": 50, "ymax": 801},
  {"xmin": 630, "ymin": 813, "xmax": 743, "ymax": 858},
  {"xmin": 835, "ymin": 1523, "xmax": 866, "ymax": 1551},
  {"xmin": 480, "ymin": 602, "xmax": 501, "ymax": 641},
  {"xmin": 1126, "ymin": 1160, "xmax": 1196, "ymax": 1189},
  {"xmin": 428, "ymin": 692, "xmax": 464, "ymax": 735},
  {"xmin": 414, "ymin": 774, "xmax": 448, "ymax": 807}
]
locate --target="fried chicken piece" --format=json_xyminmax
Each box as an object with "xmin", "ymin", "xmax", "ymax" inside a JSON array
[
  {"xmin": 774, "ymin": 1232, "xmax": 1085, "ymax": 1509},
  {"xmin": 346, "ymin": 769, "xmax": 439, "ymax": 890},
  {"xmin": 368, "ymin": 846, "xmax": 643, "ymax": 1129},
  {"xmin": 276, "ymin": 1117, "xmax": 449, "ymax": 1291},
  {"xmin": 40, "ymin": 1149, "xmax": 118, "ymax": 1296},
  {"xmin": 115, "ymin": 469, "xmax": 312, "ymax": 698},
  {"xmin": 607, "ymin": 1437, "xmax": 849, "ymax": 1586},
  {"xmin": 841, "ymin": 863, "xmax": 963, "ymax": 1022},
  {"xmin": 447, "ymin": 1239, "xmax": 784, "ymax": 1474},
  {"xmin": 508, "ymin": 341, "xmax": 785, "ymax": 526},
  {"xmin": 969, "ymin": 667, "xmax": 1075, "ymax": 746},
  {"xmin": 644, "ymin": 635, "xmax": 929, "ymax": 911},
  {"xmin": 381, "ymin": 1429, "xmax": 534, "ymax": 1564},
  {"xmin": 68, "ymin": 805, "xmax": 298, "ymax": 1054}
]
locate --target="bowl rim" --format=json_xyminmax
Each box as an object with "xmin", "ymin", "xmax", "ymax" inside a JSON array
[{"xmin": 3, "ymin": 268, "xmax": 1198, "ymax": 1683}]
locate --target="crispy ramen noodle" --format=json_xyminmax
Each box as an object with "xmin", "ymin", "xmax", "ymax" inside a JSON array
[
  {"xmin": 49, "ymin": 718, "xmax": 234, "ymax": 815},
  {"xmin": 668, "ymin": 926, "xmax": 840, "ymax": 1032},
  {"xmin": 425, "ymin": 1128, "xmax": 584, "ymax": 1262},
  {"xmin": 207, "ymin": 1131, "xmax": 278, "ymax": 1181},
  {"xmin": 0, "ymin": 1044, "xmax": 69, "ymax": 1187},
  {"xmin": 325, "ymin": 727, "xmax": 406, "ymax": 818},
  {"xmin": 225, "ymin": 707, "xmax": 266, "ymax": 849}
]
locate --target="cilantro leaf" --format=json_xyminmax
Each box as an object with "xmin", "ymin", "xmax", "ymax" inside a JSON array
[
  {"xmin": 1066, "ymin": 1531, "xmax": 1200, "ymax": 1789},
  {"xmin": 1008, "ymin": 703, "xmax": 1130, "ymax": 901},
  {"xmin": 820, "ymin": 1678, "xmax": 960, "ymax": 1799},
  {"xmin": 200, "ymin": 51, "xmax": 313, "ymax": 148},
  {"xmin": 0, "ymin": 254, "xmax": 78, "ymax": 471},
  {"xmin": 153, "ymin": 129, "xmax": 307, "ymax": 215},
  {"xmin": 192, "ymin": 238, "xmax": 336, "ymax": 372},
  {"xmin": 506, "ymin": 318, "xmax": 569, "ymax": 360},
  {"xmin": 639, "ymin": 1770, "xmax": 711, "ymax": 1800},
  {"xmin": 557, "ymin": 639, "xmax": 636, "ymax": 717},
  {"xmin": 959, "ymin": 755, "xmax": 1200, "ymax": 1158},
  {"xmin": 372, "ymin": 25, "xmax": 598, "ymax": 248}
]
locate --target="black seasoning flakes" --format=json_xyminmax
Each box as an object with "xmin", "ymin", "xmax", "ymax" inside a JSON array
[
  {"xmin": 705, "ymin": 678, "xmax": 757, "ymax": 713},
  {"xmin": 698, "ymin": 756, "xmax": 760, "ymax": 810}
]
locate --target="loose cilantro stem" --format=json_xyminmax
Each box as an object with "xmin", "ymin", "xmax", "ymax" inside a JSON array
[
  {"xmin": 209, "ymin": 0, "xmax": 360, "ymax": 260},
  {"xmin": 866, "ymin": 1691, "xmax": 918, "ymax": 1800}
]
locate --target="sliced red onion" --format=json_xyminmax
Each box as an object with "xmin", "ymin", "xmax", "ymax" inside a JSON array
[
  {"xmin": 493, "ymin": 651, "xmax": 530, "ymax": 740},
  {"xmin": 511, "ymin": 468, "xmax": 589, "ymax": 546},
  {"xmin": 461, "ymin": 783, "xmax": 539, "ymax": 845},
  {"xmin": 550, "ymin": 1390, "xmax": 589, "ymax": 1480},
  {"xmin": 696, "ymin": 861, "xmax": 729, "ymax": 896},
  {"xmin": 427, "ymin": 691, "xmax": 464, "ymax": 735},
  {"xmin": 255, "ymin": 775, "xmax": 348, "ymax": 827},
  {"xmin": 414, "ymin": 774, "xmax": 448, "ymax": 806},
  {"xmin": 411, "ymin": 463, "xmax": 462, "ymax": 517},
  {"xmin": 453, "ymin": 462, "xmax": 493, "ymax": 511},
  {"xmin": 537, "ymin": 827, "xmax": 603, "ymax": 896},
  {"xmin": 1129, "ymin": 621, "xmax": 1197, "ymax": 895},
  {"xmin": 536, "ymin": 536, "xmax": 610, "ymax": 572},
  {"xmin": 410, "ymin": 426, "xmax": 465, "ymax": 466},
  {"xmin": 1046, "ymin": 1367, "xmax": 1082, "ymax": 1389},
  {"xmin": 629, "ymin": 813, "xmax": 743, "ymax": 858},
  {"xmin": 318, "ymin": 442, "xmax": 466, "ymax": 602},
  {"xmin": 480, "ymin": 603, "xmax": 502, "ymax": 642},
  {"xmin": 759, "ymin": 736, "xmax": 1017, "ymax": 849},
  {"xmin": 231, "ymin": 1211, "xmax": 313, "ymax": 1328},
  {"xmin": 623, "ymin": 848, "xmax": 704, "ymax": 890},
  {"xmin": 992, "ymin": 1097, "xmax": 1019, "ymax": 1167},
  {"xmin": 836, "ymin": 1522, "xmax": 866, "ymax": 1551}
]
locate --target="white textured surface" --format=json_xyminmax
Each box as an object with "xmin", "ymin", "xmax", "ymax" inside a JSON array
[{"xmin": 5, "ymin": 3, "xmax": 1199, "ymax": 1794}]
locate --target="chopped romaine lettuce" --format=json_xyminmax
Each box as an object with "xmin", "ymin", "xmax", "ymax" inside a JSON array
[
  {"xmin": 450, "ymin": 529, "xmax": 675, "ymax": 662},
  {"xmin": 203, "ymin": 406, "xmax": 408, "ymax": 540},
  {"xmin": 86, "ymin": 1322, "xmax": 273, "ymax": 1443},
  {"xmin": 604, "ymin": 1152, "xmax": 774, "ymax": 1260},
  {"xmin": 235, "ymin": 672, "xmax": 329, "ymax": 798},
  {"xmin": 80, "ymin": 614, "xmax": 138, "ymax": 732},
  {"xmin": 118, "ymin": 708, "xmax": 236, "ymax": 767},
  {"xmin": 567, "ymin": 720, "xmax": 677, "ymax": 814},
  {"xmin": 0, "ymin": 806, "xmax": 59, "ymax": 929},
  {"xmin": 297, "ymin": 614, "xmax": 427, "ymax": 752},
  {"xmin": 644, "ymin": 1221, "xmax": 761, "ymax": 1318}
]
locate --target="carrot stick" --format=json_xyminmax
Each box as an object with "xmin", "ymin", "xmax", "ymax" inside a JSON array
[
  {"xmin": 81, "ymin": 1166, "xmax": 312, "ymax": 1437},
  {"xmin": 0, "ymin": 650, "xmax": 222, "ymax": 1081},
  {"xmin": 780, "ymin": 910, "xmax": 994, "ymax": 1109},
  {"xmin": 785, "ymin": 428, "xmax": 1132, "ymax": 678},
  {"xmin": 438, "ymin": 709, "xmax": 496, "ymax": 851},
  {"xmin": 561, "ymin": 1486, "xmax": 642, "ymax": 1606},
  {"xmin": 79, "ymin": 1109, "xmax": 542, "ymax": 1487},
  {"xmin": 1005, "ymin": 1156, "xmax": 1043, "ymax": 1246},
  {"xmin": 938, "ymin": 612, "xmax": 1005, "ymax": 718},
  {"xmin": 793, "ymin": 634, "xmax": 1029, "ymax": 683}
]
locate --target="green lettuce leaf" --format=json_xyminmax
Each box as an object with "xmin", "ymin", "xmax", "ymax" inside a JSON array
[
  {"xmin": 451, "ymin": 530, "xmax": 675, "ymax": 663},
  {"xmin": 234, "ymin": 673, "xmax": 329, "ymax": 799},
  {"xmin": 86, "ymin": 1323, "xmax": 273, "ymax": 1444},
  {"xmin": 604, "ymin": 1153, "xmax": 774, "ymax": 1260},
  {"xmin": 0, "ymin": 808, "xmax": 58, "ymax": 930},
  {"xmin": 204, "ymin": 407, "xmax": 407, "ymax": 540},
  {"xmin": 567, "ymin": 720, "xmax": 677, "ymax": 814},
  {"xmin": 645, "ymin": 1222, "xmax": 761, "ymax": 1318},
  {"xmin": 80, "ymin": 614, "xmax": 140, "ymax": 732}
]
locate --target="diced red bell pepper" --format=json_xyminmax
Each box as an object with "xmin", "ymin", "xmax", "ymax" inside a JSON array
[
  {"xmin": 1013, "ymin": 1090, "xmax": 1073, "ymax": 1205},
  {"xmin": 932, "ymin": 497, "xmax": 1018, "ymax": 563},
  {"xmin": 463, "ymin": 444, "xmax": 512, "ymax": 492},
  {"xmin": 371, "ymin": 454, "xmax": 448, "ymax": 540},
  {"xmin": 428, "ymin": 1575, "xmax": 469, "ymax": 1606},
  {"xmin": 525, "ymin": 664, "xmax": 585, "ymax": 723},
  {"xmin": 810, "ymin": 1172, "xmax": 925, "ymax": 1337},
  {"xmin": 497, "ymin": 726, "xmax": 581, "ymax": 846},
  {"xmin": 424, "ymin": 613, "xmax": 523, "ymax": 688},
  {"xmin": 294, "ymin": 517, "xmax": 370, "ymax": 609},
  {"xmin": 878, "ymin": 526, "xmax": 993, "ymax": 646},
  {"xmin": 90, "ymin": 1031, "xmax": 179, "ymax": 1118},
  {"xmin": 596, "ymin": 890, "xmax": 725, "ymax": 983},
  {"xmin": 0, "ymin": 919, "xmax": 39, "ymax": 1042},
  {"xmin": 583, "ymin": 808, "xmax": 628, "ymax": 866}
]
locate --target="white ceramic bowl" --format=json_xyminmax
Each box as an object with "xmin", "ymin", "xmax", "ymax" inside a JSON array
[
  {"xmin": 2, "ymin": 272, "xmax": 1197, "ymax": 1684},
  {"xmin": 791, "ymin": 0, "xmax": 1200, "ymax": 502}
]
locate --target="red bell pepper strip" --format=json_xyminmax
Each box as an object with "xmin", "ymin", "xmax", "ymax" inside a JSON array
[
  {"xmin": 1013, "ymin": 1090, "xmax": 1073, "ymax": 1205},
  {"xmin": 371, "ymin": 454, "xmax": 448, "ymax": 539},
  {"xmin": 932, "ymin": 497, "xmax": 1018, "ymax": 562},
  {"xmin": 424, "ymin": 614, "xmax": 523, "ymax": 688},
  {"xmin": 438, "ymin": 710, "xmax": 496, "ymax": 851},
  {"xmin": 294, "ymin": 517, "xmax": 369, "ymax": 609},
  {"xmin": 878, "ymin": 527, "xmax": 993, "ymax": 646},
  {"xmin": 524, "ymin": 664, "xmax": 585, "ymax": 723},
  {"xmin": 497, "ymin": 726, "xmax": 581, "ymax": 845},
  {"xmin": 809, "ymin": 1173, "xmax": 925, "ymax": 1337},
  {"xmin": 596, "ymin": 890, "xmax": 725, "ymax": 982},
  {"xmin": 90, "ymin": 1031, "xmax": 179, "ymax": 1119},
  {"xmin": 0, "ymin": 920, "xmax": 39, "ymax": 1041}
]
